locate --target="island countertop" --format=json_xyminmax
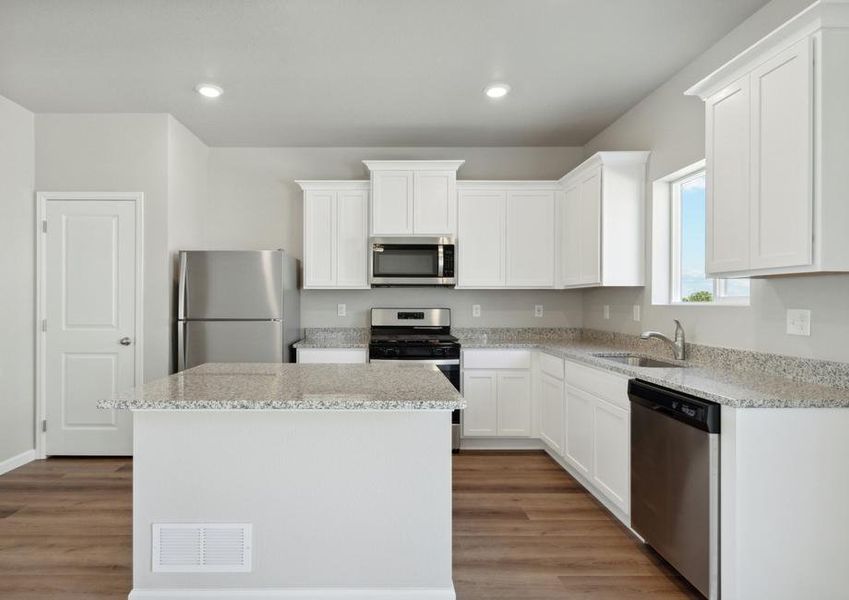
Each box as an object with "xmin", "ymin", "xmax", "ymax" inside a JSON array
[{"xmin": 99, "ymin": 363, "xmax": 465, "ymax": 411}]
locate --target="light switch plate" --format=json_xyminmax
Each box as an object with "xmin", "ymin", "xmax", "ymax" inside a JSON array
[
  {"xmin": 472, "ymin": 304, "xmax": 481, "ymax": 318},
  {"xmin": 786, "ymin": 309, "xmax": 811, "ymax": 336},
  {"xmin": 633, "ymin": 305, "xmax": 641, "ymax": 322},
  {"xmin": 534, "ymin": 305, "xmax": 544, "ymax": 318},
  {"xmin": 337, "ymin": 303, "xmax": 346, "ymax": 317},
  {"xmin": 603, "ymin": 305, "xmax": 610, "ymax": 320}
]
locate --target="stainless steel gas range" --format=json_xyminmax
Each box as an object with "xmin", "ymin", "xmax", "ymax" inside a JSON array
[{"xmin": 367, "ymin": 308, "xmax": 461, "ymax": 451}]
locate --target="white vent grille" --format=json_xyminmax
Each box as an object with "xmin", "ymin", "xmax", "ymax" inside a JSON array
[{"xmin": 152, "ymin": 523, "xmax": 252, "ymax": 573}]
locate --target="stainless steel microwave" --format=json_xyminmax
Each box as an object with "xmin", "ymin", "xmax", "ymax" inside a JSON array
[{"xmin": 369, "ymin": 237, "xmax": 456, "ymax": 287}]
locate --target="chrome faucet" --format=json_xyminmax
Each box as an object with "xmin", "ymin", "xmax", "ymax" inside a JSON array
[{"xmin": 640, "ymin": 320, "xmax": 686, "ymax": 361}]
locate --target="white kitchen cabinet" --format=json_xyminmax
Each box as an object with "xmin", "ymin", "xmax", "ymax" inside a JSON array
[
  {"xmin": 296, "ymin": 348, "xmax": 368, "ymax": 364},
  {"xmin": 298, "ymin": 181, "xmax": 369, "ymax": 289},
  {"xmin": 496, "ymin": 371, "xmax": 531, "ymax": 436},
  {"xmin": 687, "ymin": 5, "xmax": 849, "ymax": 277},
  {"xmin": 457, "ymin": 182, "xmax": 558, "ymax": 289},
  {"xmin": 371, "ymin": 170, "xmax": 413, "ymax": 235},
  {"xmin": 592, "ymin": 396, "xmax": 629, "ymax": 513},
  {"xmin": 557, "ymin": 152, "xmax": 648, "ymax": 289},
  {"xmin": 506, "ymin": 190, "xmax": 556, "ymax": 287},
  {"xmin": 462, "ymin": 370, "xmax": 498, "ymax": 437},
  {"xmin": 364, "ymin": 160, "xmax": 464, "ymax": 236},
  {"xmin": 564, "ymin": 384, "xmax": 594, "ymax": 478},
  {"xmin": 538, "ymin": 371, "xmax": 564, "ymax": 454},
  {"xmin": 705, "ymin": 76, "xmax": 751, "ymax": 274},
  {"xmin": 457, "ymin": 189, "xmax": 506, "ymax": 287},
  {"xmin": 462, "ymin": 350, "xmax": 531, "ymax": 438}
]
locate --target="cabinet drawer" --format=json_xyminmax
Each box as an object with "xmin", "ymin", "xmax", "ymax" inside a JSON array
[
  {"xmin": 539, "ymin": 352, "xmax": 565, "ymax": 380},
  {"xmin": 297, "ymin": 348, "xmax": 368, "ymax": 364},
  {"xmin": 463, "ymin": 349, "xmax": 531, "ymax": 370},
  {"xmin": 564, "ymin": 360, "xmax": 629, "ymax": 410}
]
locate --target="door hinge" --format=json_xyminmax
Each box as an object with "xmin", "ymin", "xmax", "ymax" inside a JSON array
[
  {"xmin": 42, "ymin": 219, "xmax": 47, "ymax": 233},
  {"xmin": 41, "ymin": 319, "xmax": 47, "ymax": 332},
  {"xmin": 42, "ymin": 419, "xmax": 47, "ymax": 433}
]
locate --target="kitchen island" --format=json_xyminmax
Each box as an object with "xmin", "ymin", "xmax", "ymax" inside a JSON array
[{"xmin": 100, "ymin": 363, "xmax": 465, "ymax": 600}]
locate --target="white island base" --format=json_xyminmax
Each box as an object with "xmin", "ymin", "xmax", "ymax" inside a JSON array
[{"xmin": 129, "ymin": 410, "xmax": 454, "ymax": 600}]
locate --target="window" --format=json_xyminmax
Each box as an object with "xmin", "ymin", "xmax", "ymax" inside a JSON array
[{"xmin": 652, "ymin": 161, "xmax": 749, "ymax": 305}]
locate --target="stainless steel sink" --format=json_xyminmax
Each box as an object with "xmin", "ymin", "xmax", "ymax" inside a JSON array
[{"xmin": 592, "ymin": 353, "xmax": 684, "ymax": 368}]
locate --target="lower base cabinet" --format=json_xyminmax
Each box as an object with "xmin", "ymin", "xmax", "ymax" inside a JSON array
[
  {"xmin": 564, "ymin": 384, "xmax": 595, "ymax": 478},
  {"xmin": 591, "ymin": 395, "xmax": 629, "ymax": 513},
  {"xmin": 462, "ymin": 369, "xmax": 531, "ymax": 437},
  {"xmin": 538, "ymin": 371, "xmax": 564, "ymax": 454}
]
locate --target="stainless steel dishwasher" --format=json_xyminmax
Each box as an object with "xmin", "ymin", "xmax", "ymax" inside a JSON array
[{"xmin": 628, "ymin": 379, "xmax": 720, "ymax": 600}]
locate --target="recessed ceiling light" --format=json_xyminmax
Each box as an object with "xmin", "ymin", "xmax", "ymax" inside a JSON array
[
  {"xmin": 195, "ymin": 83, "xmax": 223, "ymax": 98},
  {"xmin": 484, "ymin": 83, "xmax": 511, "ymax": 99}
]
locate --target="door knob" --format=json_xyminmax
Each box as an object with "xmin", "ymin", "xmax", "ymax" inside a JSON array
[{"xmin": 119, "ymin": 337, "xmax": 132, "ymax": 346}]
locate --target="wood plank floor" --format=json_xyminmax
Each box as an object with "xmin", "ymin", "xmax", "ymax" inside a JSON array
[{"xmin": 0, "ymin": 452, "xmax": 700, "ymax": 599}]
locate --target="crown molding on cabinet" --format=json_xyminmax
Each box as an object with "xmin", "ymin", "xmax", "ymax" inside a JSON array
[
  {"xmin": 363, "ymin": 160, "xmax": 465, "ymax": 172},
  {"xmin": 685, "ymin": 0, "xmax": 849, "ymax": 99},
  {"xmin": 295, "ymin": 180, "xmax": 370, "ymax": 191}
]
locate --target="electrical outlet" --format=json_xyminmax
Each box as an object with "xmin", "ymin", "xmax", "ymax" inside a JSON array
[
  {"xmin": 786, "ymin": 309, "xmax": 811, "ymax": 336},
  {"xmin": 472, "ymin": 304, "xmax": 481, "ymax": 318},
  {"xmin": 337, "ymin": 303, "xmax": 346, "ymax": 317},
  {"xmin": 603, "ymin": 305, "xmax": 610, "ymax": 320},
  {"xmin": 633, "ymin": 304, "xmax": 641, "ymax": 322},
  {"xmin": 534, "ymin": 305, "xmax": 544, "ymax": 318}
]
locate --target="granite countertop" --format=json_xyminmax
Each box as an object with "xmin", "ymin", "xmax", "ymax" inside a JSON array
[
  {"xmin": 293, "ymin": 328, "xmax": 369, "ymax": 349},
  {"xmin": 99, "ymin": 363, "xmax": 465, "ymax": 411},
  {"xmin": 461, "ymin": 336, "xmax": 849, "ymax": 409}
]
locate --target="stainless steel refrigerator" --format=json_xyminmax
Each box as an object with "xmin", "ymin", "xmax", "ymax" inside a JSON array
[{"xmin": 176, "ymin": 250, "xmax": 300, "ymax": 371}]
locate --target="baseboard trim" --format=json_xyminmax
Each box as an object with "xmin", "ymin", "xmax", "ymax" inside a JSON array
[
  {"xmin": 0, "ymin": 448, "xmax": 36, "ymax": 476},
  {"xmin": 459, "ymin": 437, "xmax": 544, "ymax": 450},
  {"xmin": 129, "ymin": 587, "xmax": 455, "ymax": 599}
]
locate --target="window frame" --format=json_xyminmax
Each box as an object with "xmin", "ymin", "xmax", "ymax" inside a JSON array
[{"xmin": 653, "ymin": 161, "xmax": 749, "ymax": 307}]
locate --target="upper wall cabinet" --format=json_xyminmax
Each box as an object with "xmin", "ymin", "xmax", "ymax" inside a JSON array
[
  {"xmin": 363, "ymin": 160, "xmax": 465, "ymax": 236},
  {"xmin": 297, "ymin": 181, "xmax": 369, "ymax": 289},
  {"xmin": 557, "ymin": 151, "xmax": 649, "ymax": 289},
  {"xmin": 457, "ymin": 182, "xmax": 557, "ymax": 289},
  {"xmin": 686, "ymin": 2, "xmax": 849, "ymax": 278}
]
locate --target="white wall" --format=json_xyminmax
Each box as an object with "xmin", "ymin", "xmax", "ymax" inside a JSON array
[
  {"xmin": 166, "ymin": 116, "xmax": 209, "ymax": 370},
  {"xmin": 580, "ymin": 0, "xmax": 849, "ymax": 361},
  {"xmin": 35, "ymin": 114, "xmax": 172, "ymax": 381},
  {"xmin": 0, "ymin": 94, "xmax": 35, "ymax": 465},
  {"xmin": 302, "ymin": 288, "xmax": 584, "ymax": 328}
]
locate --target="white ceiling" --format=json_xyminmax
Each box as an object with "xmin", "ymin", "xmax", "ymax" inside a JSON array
[{"xmin": 0, "ymin": 0, "xmax": 769, "ymax": 146}]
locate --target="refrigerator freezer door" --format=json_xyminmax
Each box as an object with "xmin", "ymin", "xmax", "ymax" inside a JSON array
[
  {"xmin": 179, "ymin": 251, "xmax": 284, "ymax": 319},
  {"xmin": 178, "ymin": 320, "xmax": 284, "ymax": 371}
]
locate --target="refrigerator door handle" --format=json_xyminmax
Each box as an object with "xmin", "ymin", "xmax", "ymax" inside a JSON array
[
  {"xmin": 178, "ymin": 252, "xmax": 188, "ymax": 320},
  {"xmin": 177, "ymin": 320, "xmax": 188, "ymax": 372}
]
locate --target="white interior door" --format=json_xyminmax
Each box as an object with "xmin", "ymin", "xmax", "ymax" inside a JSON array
[{"xmin": 44, "ymin": 198, "xmax": 138, "ymax": 455}]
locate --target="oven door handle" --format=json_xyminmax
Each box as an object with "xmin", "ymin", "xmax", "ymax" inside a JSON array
[{"xmin": 370, "ymin": 359, "xmax": 459, "ymax": 366}]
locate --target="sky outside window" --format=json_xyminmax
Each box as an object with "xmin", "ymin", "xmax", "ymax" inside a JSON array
[{"xmin": 679, "ymin": 173, "xmax": 712, "ymax": 300}]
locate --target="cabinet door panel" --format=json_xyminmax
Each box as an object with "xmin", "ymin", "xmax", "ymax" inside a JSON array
[
  {"xmin": 457, "ymin": 190, "xmax": 506, "ymax": 287},
  {"xmin": 497, "ymin": 371, "xmax": 531, "ymax": 436},
  {"xmin": 304, "ymin": 191, "xmax": 336, "ymax": 287},
  {"xmin": 506, "ymin": 190, "xmax": 556, "ymax": 287},
  {"xmin": 336, "ymin": 190, "xmax": 369, "ymax": 288},
  {"xmin": 372, "ymin": 170, "xmax": 413, "ymax": 235},
  {"xmin": 560, "ymin": 184, "xmax": 582, "ymax": 286},
  {"xmin": 578, "ymin": 169, "xmax": 602, "ymax": 285},
  {"xmin": 593, "ymin": 397, "xmax": 629, "ymax": 513},
  {"xmin": 539, "ymin": 372, "xmax": 564, "ymax": 454},
  {"xmin": 565, "ymin": 385, "xmax": 594, "ymax": 476},
  {"xmin": 706, "ymin": 77, "xmax": 751, "ymax": 274},
  {"xmin": 414, "ymin": 171, "xmax": 455, "ymax": 235},
  {"xmin": 462, "ymin": 371, "xmax": 498, "ymax": 437},
  {"xmin": 750, "ymin": 38, "xmax": 813, "ymax": 270}
]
